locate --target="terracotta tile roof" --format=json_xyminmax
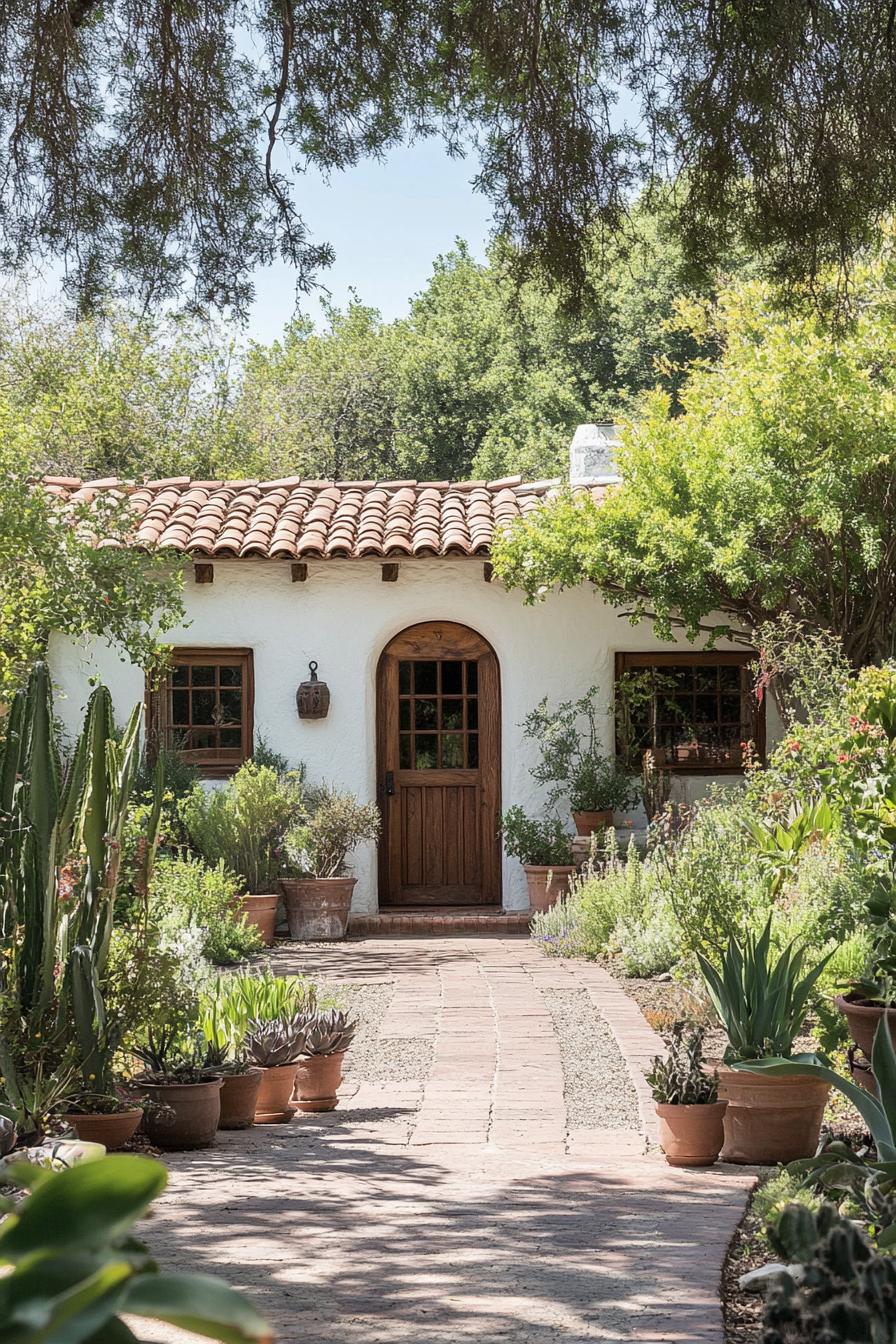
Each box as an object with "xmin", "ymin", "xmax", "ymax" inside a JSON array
[{"xmin": 42, "ymin": 475, "xmax": 608, "ymax": 559}]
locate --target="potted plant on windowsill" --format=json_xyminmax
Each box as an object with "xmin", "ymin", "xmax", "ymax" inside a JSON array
[
  {"xmin": 501, "ymin": 807, "xmax": 576, "ymax": 912},
  {"xmin": 133, "ymin": 1029, "xmax": 223, "ymax": 1150},
  {"xmin": 292, "ymin": 1009, "xmax": 358, "ymax": 1113},
  {"xmin": 180, "ymin": 761, "xmax": 304, "ymax": 946},
  {"xmin": 697, "ymin": 919, "xmax": 833, "ymax": 1164},
  {"xmin": 521, "ymin": 688, "xmax": 639, "ymax": 836},
  {"xmin": 646, "ymin": 1023, "xmax": 727, "ymax": 1167},
  {"xmin": 279, "ymin": 785, "xmax": 381, "ymax": 941}
]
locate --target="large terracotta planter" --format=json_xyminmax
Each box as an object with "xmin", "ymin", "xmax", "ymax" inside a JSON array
[
  {"xmin": 236, "ymin": 894, "xmax": 278, "ymax": 947},
  {"xmin": 292, "ymin": 1052, "xmax": 346, "ymax": 1113},
  {"xmin": 572, "ymin": 809, "xmax": 613, "ymax": 836},
  {"xmin": 254, "ymin": 1062, "xmax": 300, "ymax": 1123},
  {"xmin": 523, "ymin": 865, "xmax": 577, "ymax": 913},
  {"xmin": 835, "ymin": 993, "xmax": 896, "ymax": 1060},
  {"xmin": 65, "ymin": 1108, "xmax": 143, "ymax": 1151},
  {"xmin": 717, "ymin": 1067, "xmax": 830, "ymax": 1164},
  {"xmin": 219, "ymin": 1068, "xmax": 263, "ymax": 1130},
  {"xmin": 140, "ymin": 1078, "xmax": 223, "ymax": 1150},
  {"xmin": 280, "ymin": 877, "xmax": 356, "ymax": 941},
  {"xmin": 655, "ymin": 1101, "xmax": 728, "ymax": 1167}
]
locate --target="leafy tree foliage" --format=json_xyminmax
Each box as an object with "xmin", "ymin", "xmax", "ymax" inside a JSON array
[
  {"xmin": 0, "ymin": 297, "xmax": 239, "ymax": 479},
  {"xmin": 493, "ymin": 242, "xmax": 896, "ymax": 667},
  {"xmin": 0, "ymin": 408, "xmax": 186, "ymax": 698},
  {"xmin": 9, "ymin": 196, "xmax": 730, "ymax": 485},
  {"xmin": 0, "ymin": 0, "xmax": 890, "ymax": 310}
]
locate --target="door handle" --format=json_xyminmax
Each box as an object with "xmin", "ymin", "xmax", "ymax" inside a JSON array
[{"xmin": 384, "ymin": 771, "xmax": 395, "ymax": 796}]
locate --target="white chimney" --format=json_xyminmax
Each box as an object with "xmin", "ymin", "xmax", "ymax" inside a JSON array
[{"xmin": 569, "ymin": 422, "xmax": 623, "ymax": 484}]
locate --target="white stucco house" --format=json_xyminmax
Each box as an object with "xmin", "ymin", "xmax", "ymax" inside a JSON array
[{"xmin": 48, "ymin": 426, "xmax": 778, "ymax": 920}]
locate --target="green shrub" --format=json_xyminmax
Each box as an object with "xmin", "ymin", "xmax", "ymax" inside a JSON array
[
  {"xmin": 753, "ymin": 1169, "xmax": 822, "ymax": 1243},
  {"xmin": 501, "ymin": 807, "xmax": 574, "ymax": 866},
  {"xmin": 656, "ymin": 797, "xmax": 770, "ymax": 957},
  {"xmin": 530, "ymin": 891, "xmax": 588, "ymax": 957},
  {"xmin": 284, "ymin": 784, "xmax": 380, "ymax": 878},
  {"xmin": 180, "ymin": 760, "xmax": 303, "ymax": 893},
  {"xmin": 615, "ymin": 903, "xmax": 681, "ymax": 977},
  {"xmin": 151, "ymin": 855, "xmax": 262, "ymax": 965}
]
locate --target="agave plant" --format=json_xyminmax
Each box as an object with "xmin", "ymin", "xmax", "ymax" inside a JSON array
[
  {"xmin": 244, "ymin": 1017, "xmax": 307, "ymax": 1067},
  {"xmin": 0, "ymin": 663, "xmax": 162, "ymax": 1134},
  {"xmin": 300, "ymin": 1009, "xmax": 358, "ymax": 1057},
  {"xmin": 696, "ymin": 917, "xmax": 833, "ymax": 1063},
  {"xmin": 738, "ymin": 1014, "xmax": 896, "ymax": 1243}
]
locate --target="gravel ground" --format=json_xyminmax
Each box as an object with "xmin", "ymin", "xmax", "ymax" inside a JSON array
[
  {"xmin": 543, "ymin": 986, "xmax": 641, "ymax": 1130},
  {"xmin": 330, "ymin": 982, "xmax": 434, "ymax": 1085}
]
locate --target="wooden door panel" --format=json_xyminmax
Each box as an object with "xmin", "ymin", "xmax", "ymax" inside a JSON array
[{"xmin": 377, "ymin": 622, "xmax": 500, "ymax": 907}]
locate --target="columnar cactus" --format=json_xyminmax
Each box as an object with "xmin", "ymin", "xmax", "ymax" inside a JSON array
[{"xmin": 0, "ymin": 662, "xmax": 162, "ymax": 1131}]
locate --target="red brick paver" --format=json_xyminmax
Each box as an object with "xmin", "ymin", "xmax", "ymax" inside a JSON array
[{"xmin": 139, "ymin": 938, "xmax": 753, "ymax": 1344}]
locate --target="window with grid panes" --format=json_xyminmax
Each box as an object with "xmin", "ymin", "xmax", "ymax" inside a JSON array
[
  {"xmin": 147, "ymin": 649, "xmax": 253, "ymax": 777},
  {"xmin": 397, "ymin": 659, "xmax": 479, "ymax": 770},
  {"xmin": 615, "ymin": 651, "xmax": 763, "ymax": 772}
]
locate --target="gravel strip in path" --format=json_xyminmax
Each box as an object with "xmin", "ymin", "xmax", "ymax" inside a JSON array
[
  {"xmin": 331, "ymin": 982, "xmax": 434, "ymax": 1085},
  {"xmin": 543, "ymin": 986, "xmax": 641, "ymax": 1130}
]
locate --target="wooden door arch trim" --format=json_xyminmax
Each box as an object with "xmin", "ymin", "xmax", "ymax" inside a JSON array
[{"xmin": 376, "ymin": 621, "xmax": 502, "ymax": 908}]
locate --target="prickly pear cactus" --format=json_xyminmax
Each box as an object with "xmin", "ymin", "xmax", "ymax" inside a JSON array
[{"xmin": 761, "ymin": 1201, "xmax": 896, "ymax": 1342}]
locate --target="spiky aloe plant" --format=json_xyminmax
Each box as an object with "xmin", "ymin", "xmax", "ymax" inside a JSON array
[{"xmin": 0, "ymin": 662, "xmax": 162, "ymax": 1133}]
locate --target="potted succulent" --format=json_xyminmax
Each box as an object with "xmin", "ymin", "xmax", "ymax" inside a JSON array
[
  {"xmin": 245, "ymin": 1018, "xmax": 307, "ymax": 1123},
  {"xmin": 697, "ymin": 919, "xmax": 833, "ymax": 1164},
  {"xmin": 521, "ymin": 688, "xmax": 639, "ymax": 835},
  {"xmin": 133, "ymin": 1028, "xmax": 223, "ymax": 1150},
  {"xmin": 279, "ymin": 784, "xmax": 381, "ymax": 941},
  {"xmin": 293, "ymin": 1009, "xmax": 358, "ymax": 1113},
  {"xmin": 180, "ymin": 761, "xmax": 304, "ymax": 946},
  {"xmin": 646, "ymin": 1023, "xmax": 727, "ymax": 1167},
  {"xmin": 501, "ymin": 807, "xmax": 576, "ymax": 912},
  {"xmin": 200, "ymin": 984, "xmax": 263, "ymax": 1130}
]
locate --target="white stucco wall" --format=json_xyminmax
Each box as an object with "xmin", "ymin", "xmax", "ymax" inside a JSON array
[{"xmin": 49, "ymin": 558, "xmax": 780, "ymax": 911}]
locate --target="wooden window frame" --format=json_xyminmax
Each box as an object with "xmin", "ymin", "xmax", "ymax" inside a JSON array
[
  {"xmin": 614, "ymin": 650, "xmax": 764, "ymax": 775},
  {"xmin": 146, "ymin": 647, "xmax": 254, "ymax": 779}
]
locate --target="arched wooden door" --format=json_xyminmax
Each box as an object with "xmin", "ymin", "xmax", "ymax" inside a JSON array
[{"xmin": 376, "ymin": 622, "xmax": 501, "ymax": 907}]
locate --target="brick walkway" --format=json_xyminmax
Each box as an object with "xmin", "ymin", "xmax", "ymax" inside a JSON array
[{"xmin": 140, "ymin": 939, "xmax": 753, "ymax": 1344}]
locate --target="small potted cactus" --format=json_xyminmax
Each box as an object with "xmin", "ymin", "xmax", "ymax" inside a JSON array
[
  {"xmin": 293, "ymin": 1009, "xmax": 358, "ymax": 1112},
  {"xmin": 245, "ymin": 1017, "xmax": 307, "ymax": 1123},
  {"xmin": 646, "ymin": 1023, "xmax": 728, "ymax": 1167}
]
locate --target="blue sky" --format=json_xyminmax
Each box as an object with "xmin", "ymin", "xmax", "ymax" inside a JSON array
[{"xmin": 247, "ymin": 139, "xmax": 492, "ymax": 343}]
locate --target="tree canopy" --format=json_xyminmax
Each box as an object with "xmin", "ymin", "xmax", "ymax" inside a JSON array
[
  {"xmin": 3, "ymin": 198, "xmax": 732, "ymax": 485},
  {"xmin": 1, "ymin": 0, "xmax": 894, "ymax": 311},
  {"xmin": 492, "ymin": 244, "xmax": 896, "ymax": 668}
]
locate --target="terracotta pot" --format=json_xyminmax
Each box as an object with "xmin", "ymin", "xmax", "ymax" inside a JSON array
[
  {"xmin": 572, "ymin": 809, "xmax": 613, "ymax": 836},
  {"xmin": 717, "ymin": 1067, "xmax": 830, "ymax": 1164},
  {"xmin": 280, "ymin": 877, "xmax": 356, "ymax": 941},
  {"xmin": 655, "ymin": 1101, "xmax": 728, "ymax": 1167},
  {"xmin": 849, "ymin": 1052, "xmax": 878, "ymax": 1096},
  {"xmin": 523, "ymin": 865, "xmax": 577, "ymax": 913},
  {"xmin": 254, "ymin": 1062, "xmax": 299, "ymax": 1123},
  {"xmin": 236, "ymin": 893, "xmax": 279, "ymax": 947},
  {"xmin": 218, "ymin": 1068, "xmax": 263, "ymax": 1130},
  {"xmin": 140, "ymin": 1079, "xmax": 223, "ymax": 1150},
  {"xmin": 65, "ymin": 1108, "xmax": 143, "ymax": 1151},
  {"xmin": 292, "ymin": 1052, "xmax": 346, "ymax": 1113},
  {"xmin": 835, "ymin": 993, "xmax": 896, "ymax": 1060}
]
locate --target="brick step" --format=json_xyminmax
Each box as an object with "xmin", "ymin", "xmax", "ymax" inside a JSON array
[{"xmin": 348, "ymin": 907, "xmax": 532, "ymax": 937}]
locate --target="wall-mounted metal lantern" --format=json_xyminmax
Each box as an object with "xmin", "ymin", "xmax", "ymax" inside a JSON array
[{"xmin": 297, "ymin": 661, "xmax": 330, "ymax": 719}]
